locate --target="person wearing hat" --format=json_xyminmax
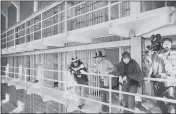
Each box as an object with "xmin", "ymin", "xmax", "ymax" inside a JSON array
[
  {"xmin": 91, "ymin": 50, "xmax": 117, "ymax": 112},
  {"xmin": 68, "ymin": 57, "xmax": 88, "ymax": 109},
  {"xmin": 116, "ymin": 51, "xmax": 144, "ymax": 113},
  {"xmin": 151, "ymin": 37, "xmax": 176, "ymax": 113}
]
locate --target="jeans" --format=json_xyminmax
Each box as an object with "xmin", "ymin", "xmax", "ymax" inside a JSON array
[
  {"xmin": 122, "ymin": 84, "xmax": 137, "ymax": 112},
  {"xmin": 153, "ymin": 81, "xmax": 175, "ymax": 113},
  {"xmin": 99, "ymin": 80, "xmax": 109, "ymax": 112}
]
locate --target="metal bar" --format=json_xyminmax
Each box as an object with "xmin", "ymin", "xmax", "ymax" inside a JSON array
[
  {"xmin": 25, "ymin": 68, "xmax": 27, "ymax": 91},
  {"xmin": 26, "ymin": 21, "xmax": 41, "ymax": 30},
  {"xmin": 3, "ymin": 64, "xmax": 176, "ymax": 111},
  {"xmin": 41, "ymin": 13, "xmax": 43, "ymax": 40},
  {"xmin": 109, "ymin": 74, "xmax": 112, "ymax": 113},
  {"xmin": 4, "ymin": 39, "xmax": 131, "ymax": 57},
  {"xmin": 42, "ymin": 10, "xmax": 64, "ymax": 22},
  {"xmin": 65, "ymin": 1, "xmax": 67, "ymax": 33},
  {"xmin": 1, "ymin": 2, "xmax": 63, "ymax": 35},
  {"xmin": 67, "ymin": 4, "xmax": 108, "ymax": 21},
  {"xmin": 42, "ymin": 20, "xmax": 64, "ymax": 30}
]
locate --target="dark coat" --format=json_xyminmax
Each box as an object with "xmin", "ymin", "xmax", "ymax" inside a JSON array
[
  {"xmin": 69, "ymin": 60, "xmax": 88, "ymax": 84},
  {"xmin": 116, "ymin": 59, "xmax": 144, "ymax": 87}
]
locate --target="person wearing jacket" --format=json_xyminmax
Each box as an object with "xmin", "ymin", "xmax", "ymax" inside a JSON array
[
  {"xmin": 116, "ymin": 51, "xmax": 144, "ymax": 112},
  {"xmin": 151, "ymin": 37, "xmax": 176, "ymax": 113},
  {"xmin": 91, "ymin": 50, "xmax": 117, "ymax": 112},
  {"xmin": 68, "ymin": 57, "xmax": 88, "ymax": 109}
]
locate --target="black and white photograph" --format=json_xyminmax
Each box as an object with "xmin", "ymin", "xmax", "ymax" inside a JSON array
[{"xmin": 1, "ymin": 1, "xmax": 176, "ymax": 113}]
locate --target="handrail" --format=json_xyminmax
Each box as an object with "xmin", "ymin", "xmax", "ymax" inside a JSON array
[
  {"xmin": 1, "ymin": 1, "xmax": 125, "ymax": 50},
  {"xmin": 1, "ymin": 2, "xmax": 64, "ymax": 35},
  {"xmin": 2, "ymin": 69, "xmax": 175, "ymax": 113},
  {"xmin": 1, "ymin": 66, "xmax": 176, "ymax": 101}
]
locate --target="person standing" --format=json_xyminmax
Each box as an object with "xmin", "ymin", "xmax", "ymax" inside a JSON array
[
  {"xmin": 116, "ymin": 51, "xmax": 144, "ymax": 113},
  {"xmin": 151, "ymin": 37, "xmax": 176, "ymax": 113},
  {"xmin": 92, "ymin": 50, "xmax": 117, "ymax": 112},
  {"xmin": 69, "ymin": 57, "xmax": 88, "ymax": 109}
]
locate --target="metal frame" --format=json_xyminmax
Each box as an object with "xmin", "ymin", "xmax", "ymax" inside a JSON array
[{"xmin": 1, "ymin": 65, "xmax": 176, "ymax": 113}]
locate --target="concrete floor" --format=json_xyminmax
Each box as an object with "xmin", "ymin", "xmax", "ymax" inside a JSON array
[{"xmin": 1, "ymin": 102, "xmax": 17, "ymax": 113}]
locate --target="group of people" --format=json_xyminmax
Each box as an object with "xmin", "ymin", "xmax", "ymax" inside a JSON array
[{"xmin": 68, "ymin": 34, "xmax": 175, "ymax": 113}]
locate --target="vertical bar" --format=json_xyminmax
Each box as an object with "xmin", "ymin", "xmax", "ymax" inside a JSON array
[
  {"xmin": 109, "ymin": 75, "xmax": 112, "ymax": 113},
  {"xmin": 65, "ymin": 1, "xmax": 67, "ymax": 33},
  {"xmin": 40, "ymin": 67, "xmax": 43, "ymax": 98},
  {"xmin": 24, "ymin": 22, "xmax": 26, "ymax": 44},
  {"xmin": 25, "ymin": 68, "xmax": 27, "ymax": 91},
  {"xmin": 108, "ymin": 0, "xmax": 111, "ymax": 21},
  {"xmin": 33, "ymin": 54, "xmax": 34, "ymax": 82},
  {"xmin": 14, "ymin": 57, "xmax": 16, "ymax": 79},
  {"xmin": 41, "ymin": 13, "xmax": 43, "ymax": 40},
  {"xmin": 6, "ymin": 34, "xmax": 7, "ymax": 49},
  {"xmin": 118, "ymin": 47, "xmax": 123, "ymax": 112},
  {"xmin": 119, "ymin": 2, "xmax": 121, "ymax": 18}
]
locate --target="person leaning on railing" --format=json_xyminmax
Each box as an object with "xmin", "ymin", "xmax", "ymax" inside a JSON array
[
  {"xmin": 116, "ymin": 51, "xmax": 144, "ymax": 113},
  {"xmin": 91, "ymin": 50, "xmax": 117, "ymax": 113},
  {"xmin": 68, "ymin": 57, "xmax": 89, "ymax": 109},
  {"xmin": 151, "ymin": 37, "xmax": 176, "ymax": 114}
]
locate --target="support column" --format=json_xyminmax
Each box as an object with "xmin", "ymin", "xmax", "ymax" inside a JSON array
[
  {"xmin": 11, "ymin": 1, "xmax": 20, "ymax": 22},
  {"xmin": 130, "ymin": 1, "xmax": 141, "ymax": 15},
  {"xmin": 130, "ymin": 30, "xmax": 142, "ymax": 102},
  {"xmin": 34, "ymin": 1, "xmax": 38, "ymax": 12}
]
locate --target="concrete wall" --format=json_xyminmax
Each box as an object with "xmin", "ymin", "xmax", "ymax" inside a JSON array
[
  {"xmin": 20, "ymin": 1, "xmax": 34, "ymax": 21},
  {"xmin": 1, "ymin": 14, "xmax": 6, "ymax": 32},
  {"xmin": 8, "ymin": 4, "xmax": 17, "ymax": 27}
]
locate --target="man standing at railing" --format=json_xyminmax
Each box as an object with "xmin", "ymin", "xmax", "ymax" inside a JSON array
[
  {"xmin": 116, "ymin": 51, "xmax": 144, "ymax": 113},
  {"xmin": 68, "ymin": 57, "xmax": 89, "ymax": 110},
  {"xmin": 91, "ymin": 50, "xmax": 117, "ymax": 113},
  {"xmin": 151, "ymin": 37, "xmax": 176, "ymax": 113}
]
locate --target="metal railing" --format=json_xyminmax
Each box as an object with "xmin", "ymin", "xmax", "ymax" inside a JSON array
[
  {"xmin": 1, "ymin": 1, "xmax": 128, "ymax": 50},
  {"xmin": 1, "ymin": 65, "xmax": 176, "ymax": 113}
]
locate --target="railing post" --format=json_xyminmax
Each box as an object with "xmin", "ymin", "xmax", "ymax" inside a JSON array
[
  {"xmin": 64, "ymin": 71, "xmax": 68, "ymax": 108},
  {"xmin": 41, "ymin": 13, "xmax": 43, "ymax": 41},
  {"xmin": 14, "ymin": 29, "xmax": 16, "ymax": 47},
  {"xmin": 109, "ymin": 75, "xmax": 112, "ymax": 113},
  {"xmin": 40, "ymin": 67, "xmax": 43, "ymax": 98},
  {"xmin": 6, "ymin": 35, "xmax": 7, "ymax": 49},
  {"xmin": 19, "ymin": 65, "xmax": 22, "ymax": 80},
  {"xmin": 6, "ymin": 64, "xmax": 9, "ymax": 82},
  {"xmin": 64, "ymin": 1, "xmax": 67, "ymax": 33},
  {"xmin": 25, "ymin": 68, "xmax": 27, "ymax": 91},
  {"xmin": 108, "ymin": 0, "xmax": 111, "ymax": 21},
  {"xmin": 119, "ymin": 2, "xmax": 121, "ymax": 18},
  {"xmin": 119, "ymin": 76, "xmax": 123, "ymax": 112},
  {"xmin": 6, "ymin": 64, "xmax": 9, "ymax": 77}
]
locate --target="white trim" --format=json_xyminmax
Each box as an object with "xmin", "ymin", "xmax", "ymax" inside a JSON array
[
  {"xmin": 2, "ymin": 39, "xmax": 131, "ymax": 57},
  {"xmin": 109, "ymin": 7, "xmax": 176, "ymax": 38},
  {"xmin": 142, "ymin": 24, "xmax": 176, "ymax": 37}
]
